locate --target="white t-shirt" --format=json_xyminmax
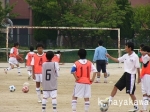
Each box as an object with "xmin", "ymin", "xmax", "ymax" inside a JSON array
[
  {"xmin": 55, "ymin": 54, "xmax": 60, "ymax": 58},
  {"xmin": 10, "ymin": 47, "xmax": 18, "ymax": 55},
  {"xmin": 142, "ymin": 54, "xmax": 150, "ymax": 64},
  {"xmin": 25, "ymin": 52, "xmax": 34, "ymax": 60},
  {"xmin": 118, "ymin": 52, "xmax": 140, "ymax": 74},
  {"xmin": 71, "ymin": 59, "xmax": 97, "ymax": 73}
]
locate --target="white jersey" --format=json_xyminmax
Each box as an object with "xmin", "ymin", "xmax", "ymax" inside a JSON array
[
  {"xmin": 25, "ymin": 52, "xmax": 34, "ymax": 60},
  {"xmin": 10, "ymin": 47, "xmax": 19, "ymax": 55},
  {"xmin": 118, "ymin": 52, "xmax": 140, "ymax": 74},
  {"xmin": 142, "ymin": 54, "xmax": 150, "ymax": 64},
  {"xmin": 42, "ymin": 62, "xmax": 59, "ymax": 91}
]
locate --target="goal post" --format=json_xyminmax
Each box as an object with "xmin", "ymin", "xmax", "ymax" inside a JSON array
[{"xmin": 6, "ymin": 26, "xmax": 120, "ymax": 61}]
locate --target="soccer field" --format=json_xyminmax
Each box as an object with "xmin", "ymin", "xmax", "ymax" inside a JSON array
[{"xmin": 0, "ymin": 63, "xmax": 143, "ymax": 112}]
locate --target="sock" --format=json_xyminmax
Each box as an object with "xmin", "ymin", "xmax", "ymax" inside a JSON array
[
  {"xmin": 36, "ymin": 88, "xmax": 41, "ymax": 101},
  {"xmin": 6, "ymin": 67, "xmax": 12, "ymax": 71},
  {"xmin": 72, "ymin": 100, "xmax": 77, "ymax": 112},
  {"xmin": 28, "ymin": 71, "xmax": 31, "ymax": 76},
  {"xmin": 52, "ymin": 98, "xmax": 57, "ymax": 111},
  {"xmin": 84, "ymin": 101, "xmax": 90, "ymax": 112},
  {"xmin": 104, "ymin": 78, "xmax": 107, "ymax": 82},
  {"xmin": 142, "ymin": 96, "xmax": 148, "ymax": 110},
  {"xmin": 42, "ymin": 99, "xmax": 47, "ymax": 112},
  {"xmin": 97, "ymin": 76, "xmax": 100, "ymax": 82},
  {"xmin": 109, "ymin": 96, "xmax": 113, "ymax": 101},
  {"xmin": 17, "ymin": 67, "xmax": 21, "ymax": 74}
]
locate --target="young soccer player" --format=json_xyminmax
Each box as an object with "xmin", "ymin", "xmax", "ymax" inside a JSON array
[
  {"xmin": 4, "ymin": 42, "xmax": 23, "ymax": 75},
  {"xmin": 71, "ymin": 49, "xmax": 97, "ymax": 112},
  {"xmin": 52, "ymin": 51, "xmax": 61, "ymax": 63},
  {"xmin": 138, "ymin": 44, "xmax": 145, "ymax": 68},
  {"xmin": 25, "ymin": 46, "xmax": 35, "ymax": 80},
  {"xmin": 31, "ymin": 43, "xmax": 47, "ymax": 103},
  {"xmin": 42, "ymin": 51, "xmax": 59, "ymax": 112},
  {"xmin": 140, "ymin": 46, "xmax": 150, "ymax": 112},
  {"xmin": 52, "ymin": 51, "xmax": 64, "ymax": 65},
  {"xmin": 106, "ymin": 42, "xmax": 140, "ymax": 112}
]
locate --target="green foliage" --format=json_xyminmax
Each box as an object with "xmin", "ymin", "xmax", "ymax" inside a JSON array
[
  {"xmin": 26, "ymin": 0, "xmax": 137, "ymax": 48},
  {"xmin": 87, "ymin": 0, "xmax": 126, "ymax": 27},
  {"xmin": 132, "ymin": 5, "xmax": 150, "ymax": 31},
  {"xmin": 0, "ymin": 1, "xmax": 16, "ymax": 48},
  {"xmin": 132, "ymin": 5, "xmax": 150, "ymax": 46},
  {"xmin": 0, "ymin": 1, "xmax": 16, "ymax": 23},
  {"xmin": 110, "ymin": 0, "xmax": 134, "ymax": 39}
]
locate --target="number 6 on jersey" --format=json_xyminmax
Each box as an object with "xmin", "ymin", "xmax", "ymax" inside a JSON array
[{"xmin": 46, "ymin": 69, "xmax": 51, "ymax": 81}]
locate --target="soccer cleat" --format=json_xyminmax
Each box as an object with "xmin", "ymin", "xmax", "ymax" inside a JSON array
[
  {"xmin": 94, "ymin": 81, "xmax": 100, "ymax": 83},
  {"xmin": 101, "ymin": 97, "xmax": 112, "ymax": 106},
  {"xmin": 18, "ymin": 72, "xmax": 22, "ymax": 76},
  {"xmin": 128, "ymin": 106, "xmax": 139, "ymax": 112},
  {"xmin": 38, "ymin": 100, "xmax": 42, "ymax": 103},
  {"xmin": 4, "ymin": 69, "xmax": 7, "ymax": 74},
  {"xmin": 28, "ymin": 75, "xmax": 32, "ymax": 80}
]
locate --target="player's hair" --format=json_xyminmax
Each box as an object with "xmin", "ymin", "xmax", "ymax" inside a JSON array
[
  {"xmin": 56, "ymin": 51, "xmax": 61, "ymax": 54},
  {"xmin": 140, "ymin": 44, "xmax": 145, "ymax": 48},
  {"xmin": 14, "ymin": 42, "xmax": 19, "ymax": 47},
  {"xmin": 147, "ymin": 46, "xmax": 150, "ymax": 53},
  {"xmin": 141, "ymin": 46, "xmax": 149, "ymax": 52},
  {"xmin": 78, "ymin": 49, "xmax": 86, "ymax": 59},
  {"xmin": 125, "ymin": 42, "xmax": 134, "ymax": 51},
  {"xmin": 29, "ymin": 46, "xmax": 34, "ymax": 51},
  {"xmin": 98, "ymin": 40, "xmax": 103, "ymax": 46},
  {"xmin": 36, "ymin": 43, "xmax": 44, "ymax": 49},
  {"xmin": 46, "ymin": 51, "xmax": 54, "ymax": 61}
]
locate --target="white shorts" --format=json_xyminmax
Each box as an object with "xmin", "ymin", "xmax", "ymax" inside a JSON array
[
  {"xmin": 141, "ymin": 74, "xmax": 150, "ymax": 95},
  {"xmin": 9, "ymin": 57, "xmax": 18, "ymax": 65},
  {"xmin": 35, "ymin": 74, "xmax": 42, "ymax": 82},
  {"xmin": 73, "ymin": 83, "xmax": 91, "ymax": 98},
  {"xmin": 26, "ymin": 66, "xmax": 32, "ymax": 71},
  {"xmin": 43, "ymin": 90, "xmax": 57, "ymax": 99}
]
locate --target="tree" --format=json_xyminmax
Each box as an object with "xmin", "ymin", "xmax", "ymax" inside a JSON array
[
  {"xmin": 81, "ymin": 0, "xmax": 126, "ymax": 47},
  {"xmin": 26, "ymin": 0, "xmax": 127, "ymax": 48},
  {"xmin": 110, "ymin": 0, "xmax": 134, "ymax": 42},
  {"xmin": 132, "ymin": 5, "xmax": 150, "ymax": 46},
  {"xmin": 0, "ymin": 1, "xmax": 16, "ymax": 47},
  {"xmin": 132, "ymin": 5, "xmax": 150, "ymax": 31}
]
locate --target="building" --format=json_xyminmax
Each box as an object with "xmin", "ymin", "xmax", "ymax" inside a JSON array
[
  {"xmin": 9, "ymin": 0, "xmax": 33, "ymax": 46},
  {"xmin": 129, "ymin": 0, "xmax": 150, "ymax": 6},
  {"xmin": 1, "ymin": 0, "xmax": 5, "ymax": 8},
  {"xmin": 0, "ymin": 0, "xmax": 33, "ymax": 46}
]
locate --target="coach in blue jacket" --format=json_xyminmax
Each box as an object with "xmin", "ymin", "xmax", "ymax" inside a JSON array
[{"xmin": 93, "ymin": 40, "xmax": 108, "ymax": 83}]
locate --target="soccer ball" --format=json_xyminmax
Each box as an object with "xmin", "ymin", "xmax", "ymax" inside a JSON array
[
  {"xmin": 22, "ymin": 86, "xmax": 29, "ymax": 93},
  {"xmin": 107, "ymin": 71, "xmax": 110, "ymax": 77},
  {"xmin": 16, "ymin": 54, "xmax": 24, "ymax": 63},
  {"xmin": 99, "ymin": 101, "xmax": 109, "ymax": 112},
  {"xmin": 9, "ymin": 85, "xmax": 16, "ymax": 92}
]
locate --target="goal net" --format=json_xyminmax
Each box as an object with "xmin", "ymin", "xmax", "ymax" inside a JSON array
[{"xmin": 0, "ymin": 26, "xmax": 121, "ymax": 65}]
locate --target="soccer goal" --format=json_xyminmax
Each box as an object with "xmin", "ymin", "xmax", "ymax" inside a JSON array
[{"xmin": 5, "ymin": 26, "xmax": 120, "ymax": 61}]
